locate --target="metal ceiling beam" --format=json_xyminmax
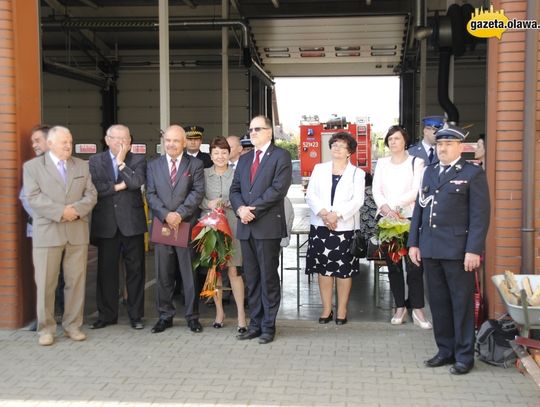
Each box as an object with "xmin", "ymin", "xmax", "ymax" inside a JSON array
[
  {"xmin": 182, "ymin": 0, "xmax": 197, "ymax": 8},
  {"xmin": 77, "ymin": 0, "xmax": 98, "ymax": 9}
]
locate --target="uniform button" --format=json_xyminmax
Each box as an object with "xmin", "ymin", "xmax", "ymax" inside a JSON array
[
  {"xmin": 432, "ymin": 213, "xmax": 436, "ymax": 216},
  {"xmin": 114, "ymin": 204, "xmax": 117, "ymax": 208},
  {"xmin": 435, "ymin": 190, "xmax": 439, "ymax": 193},
  {"xmin": 434, "ymin": 201, "xmax": 438, "ymax": 205},
  {"xmin": 456, "ymin": 188, "xmax": 460, "ymax": 192},
  {"xmin": 432, "ymin": 225, "xmax": 437, "ymax": 228}
]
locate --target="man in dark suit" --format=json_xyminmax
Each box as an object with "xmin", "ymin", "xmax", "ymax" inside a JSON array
[
  {"xmin": 230, "ymin": 115, "xmax": 292, "ymax": 344},
  {"xmin": 184, "ymin": 125, "xmax": 212, "ymax": 168},
  {"xmin": 146, "ymin": 124, "xmax": 205, "ymax": 333},
  {"xmin": 88, "ymin": 124, "xmax": 147, "ymax": 330},
  {"xmin": 408, "ymin": 124, "xmax": 490, "ymax": 375},
  {"xmin": 408, "ymin": 116, "xmax": 444, "ymax": 165}
]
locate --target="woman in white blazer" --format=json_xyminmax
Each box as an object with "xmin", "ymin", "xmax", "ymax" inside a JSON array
[
  {"xmin": 305, "ymin": 132, "xmax": 365, "ymax": 325},
  {"xmin": 372, "ymin": 125, "xmax": 431, "ymax": 329}
]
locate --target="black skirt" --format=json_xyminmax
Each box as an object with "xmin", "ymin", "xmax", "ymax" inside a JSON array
[{"xmin": 305, "ymin": 225, "xmax": 359, "ymax": 278}]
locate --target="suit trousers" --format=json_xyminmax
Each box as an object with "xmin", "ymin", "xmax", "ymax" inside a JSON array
[
  {"xmin": 33, "ymin": 243, "xmax": 88, "ymax": 336},
  {"xmin": 423, "ymin": 258, "xmax": 475, "ymax": 365},
  {"xmin": 95, "ymin": 232, "xmax": 145, "ymax": 323},
  {"xmin": 154, "ymin": 243, "xmax": 198, "ymax": 321},
  {"xmin": 384, "ymin": 254, "xmax": 425, "ymax": 309},
  {"xmin": 241, "ymin": 237, "xmax": 281, "ymax": 336}
]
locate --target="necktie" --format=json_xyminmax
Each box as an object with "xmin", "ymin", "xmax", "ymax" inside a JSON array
[
  {"xmin": 57, "ymin": 160, "xmax": 67, "ymax": 184},
  {"xmin": 250, "ymin": 150, "xmax": 262, "ymax": 183},
  {"xmin": 438, "ymin": 165, "xmax": 450, "ymax": 181},
  {"xmin": 428, "ymin": 147, "xmax": 434, "ymax": 163},
  {"xmin": 170, "ymin": 158, "xmax": 177, "ymax": 185},
  {"xmin": 112, "ymin": 156, "xmax": 118, "ymax": 180}
]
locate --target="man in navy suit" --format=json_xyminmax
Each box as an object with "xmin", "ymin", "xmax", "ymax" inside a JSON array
[
  {"xmin": 146, "ymin": 125, "xmax": 205, "ymax": 333},
  {"xmin": 408, "ymin": 116, "xmax": 445, "ymax": 165},
  {"xmin": 230, "ymin": 115, "xmax": 292, "ymax": 344},
  {"xmin": 408, "ymin": 124, "xmax": 490, "ymax": 375},
  {"xmin": 89, "ymin": 124, "xmax": 147, "ymax": 330}
]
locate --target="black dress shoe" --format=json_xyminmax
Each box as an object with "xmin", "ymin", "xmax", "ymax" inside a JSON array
[
  {"xmin": 130, "ymin": 320, "xmax": 144, "ymax": 330},
  {"xmin": 335, "ymin": 317, "xmax": 348, "ymax": 325},
  {"xmin": 89, "ymin": 319, "xmax": 116, "ymax": 329},
  {"xmin": 151, "ymin": 318, "xmax": 172, "ymax": 333},
  {"xmin": 424, "ymin": 354, "xmax": 455, "ymax": 368},
  {"xmin": 188, "ymin": 319, "xmax": 203, "ymax": 333},
  {"xmin": 258, "ymin": 334, "xmax": 274, "ymax": 344},
  {"xmin": 237, "ymin": 329, "xmax": 261, "ymax": 340},
  {"xmin": 318, "ymin": 311, "xmax": 333, "ymax": 324},
  {"xmin": 237, "ymin": 326, "xmax": 248, "ymax": 334},
  {"xmin": 449, "ymin": 362, "xmax": 473, "ymax": 375}
]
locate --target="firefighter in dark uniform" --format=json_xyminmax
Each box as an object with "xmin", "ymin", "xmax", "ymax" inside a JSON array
[{"xmin": 408, "ymin": 123, "xmax": 490, "ymax": 375}]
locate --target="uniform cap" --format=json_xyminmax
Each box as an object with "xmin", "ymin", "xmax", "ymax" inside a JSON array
[
  {"xmin": 240, "ymin": 134, "xmax": 253, "ymax": 148},
  {"xmin": 183, "ymin": 126, "xmax": 204, "ymax": 139},
  {"xmin": 422, "ymin": 116, "xmax": 445, "ymax": 129},
  {"xmin": 435, "ymin": 123, "xmax": 468, "ymax": 141}
]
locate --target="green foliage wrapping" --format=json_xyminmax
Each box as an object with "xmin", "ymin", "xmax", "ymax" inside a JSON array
[{"xmin": 192, "ymin": 226, "xmax": 233, "ymax": 270}]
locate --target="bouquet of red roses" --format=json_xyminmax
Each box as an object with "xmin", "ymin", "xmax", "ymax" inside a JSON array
[
  {"xmin": 376, "ymin": 216, "xmax": 410, "ymax": 263},
  {"xmin": 191, "ymin": 206, "xmax": 234, "ymax": 298}
]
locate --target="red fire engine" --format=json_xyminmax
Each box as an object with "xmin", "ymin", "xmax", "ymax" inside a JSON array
[{"xmin": 299, "ymin": 116, "xmax": 372, "ymax": 184}]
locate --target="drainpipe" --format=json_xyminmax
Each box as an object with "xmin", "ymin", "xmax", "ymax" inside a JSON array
[{"xmin": 521, "ymin": 0, "xmax": 537, "ymax": 273}]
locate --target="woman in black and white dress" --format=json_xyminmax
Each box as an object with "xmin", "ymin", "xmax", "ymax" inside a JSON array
[{"xmin": 305, "ymin": 132, "xmax": 365, "ymax": 325}]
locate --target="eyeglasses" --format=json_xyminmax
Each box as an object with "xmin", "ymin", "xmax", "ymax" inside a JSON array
[{"xmin": 248, "ymin": 127, "xmax": 270, "ymax": 133}]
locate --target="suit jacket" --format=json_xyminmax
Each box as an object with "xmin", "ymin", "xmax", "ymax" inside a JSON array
[
  {"xmin": 192, "ymin": 151, "xmax": 213, "ymax": 168},
  {"xmin": 408, "ymin": 158, "xmax": 490, "ymax": 259},
  {"xmin": 23, "ymin": 153, "xmax": 97, "ymax": 248},
  {"xmin": 305, "ymin": 161, "xmax": 365, "ymax": 231},
  {"xmin": 89, "ymin": 151, "xmax": 147, "ymax": 238},
  {"xmin": 146, "ymin": 154, "xmax": 205, "ymax": 227},
  {"xmin": 230, "ymin": 144, "xmax": 292, "ymax": 240},
  {"xmin": 408, "ymin": 141, "xmax": 438, "ymax": 165}
]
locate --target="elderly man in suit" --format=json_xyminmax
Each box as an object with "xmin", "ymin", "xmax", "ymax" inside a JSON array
[
  {"xmin": 408, "ymin": 116, "xmax": 445, "ymax": 165},
  {"xmin": 146, "ymin": 124, "xmax": 205, "ymax": 333},
  {"xmin": 89, "ymin": 124, "xmax": 147, "ymax": 330},
  {"xmin": 230, "ymin": 115, "xmax": 292, "ymax": 344},
  {"xmin": 23, "ymin": 126, "xmax": 97, "ymax": 346},
  {"xmin": 408, "ymin": 124, "xmax": 490, "ymax": 375}
]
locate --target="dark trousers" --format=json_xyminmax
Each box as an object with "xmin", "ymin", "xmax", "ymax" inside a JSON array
[
  {"xmin": 423, "ymin": 258, "xmax": 475, "ymax": 365},
  {"xmin": 96, "ymin": 232, "xmax": 145, "ymax": 322},
  {"xmin": 241, "ymin": 237, "xmax": 281, "ymax": 336},
  {"xmin": 384, "ymin": 254, "xmax": 425, "ymax": 308},
  {"xmin": 154, "ymin": 244, "xmax": 198, "ymax": 321}
]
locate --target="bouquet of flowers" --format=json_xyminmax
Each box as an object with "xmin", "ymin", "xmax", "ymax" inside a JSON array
[
  {"xmin": 376, "ymin": 215, "xmax": 411, "ymax": 263},
  {"xmin": 191, "ymin": 206, "xmax": 234, "ymax": 298}
]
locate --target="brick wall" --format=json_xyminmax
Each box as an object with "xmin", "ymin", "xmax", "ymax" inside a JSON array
[{"xmin": 0, "ymin": 0, "xmax": 41, "ymax": 328}]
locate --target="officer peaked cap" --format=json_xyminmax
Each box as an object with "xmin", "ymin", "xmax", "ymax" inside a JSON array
[
  {"xmin": 435, "ymin": 123, "xmax": 468, "ymax": 141},
  {"xmin": 422, "ymin": 116, "xmax": 445, "ymax": 129},
  {"xmin": 184, "ymin": 126, "xmax": 204, "ymax": 139},
  {"xmin": 240, "ymin": 134, "xmax": 253, "ymax": 148}
]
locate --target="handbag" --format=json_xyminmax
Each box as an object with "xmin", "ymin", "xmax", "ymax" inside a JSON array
[
  {"xmin": 474, "ymin": 270, "xmax": 485, "ymax": 330},
  {"xmin": 349, "ymin": 232, "xmax": 367, "ymax": 258},
  {"xmin": 366, "ymin": 236, "xmax": 381, "ymax": 260}
]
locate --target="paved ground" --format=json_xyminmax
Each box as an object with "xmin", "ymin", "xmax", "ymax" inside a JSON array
[{"xmin": 0, "ymin": 319, "xmax": 538, "ymax": 407}]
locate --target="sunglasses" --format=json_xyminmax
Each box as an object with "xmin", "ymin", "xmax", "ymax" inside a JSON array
[{"xmin": 248, "ymin": 127, "xmax": 270, "ymax": 133}]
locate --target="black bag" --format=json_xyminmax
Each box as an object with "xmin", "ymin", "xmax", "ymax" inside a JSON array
[
  {"xmin": 475, "ymin": 319, "xmax": 518, "ymax": 368},
  {"xmin": 349, "ymin": 232, "xmax": 367, "ymax": 258}
]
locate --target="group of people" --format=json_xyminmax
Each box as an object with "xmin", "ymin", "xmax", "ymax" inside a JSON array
[
  {"xmin": 22, "ymin": 114, "xmax": 490, "ymax": 375},
  {"xmin": 22, "ymin": 115, "xmax": 292, "ymax": 347},
  {"xmin": 303, "ymin": 116, "xmax": 490, "ymax": 375}
]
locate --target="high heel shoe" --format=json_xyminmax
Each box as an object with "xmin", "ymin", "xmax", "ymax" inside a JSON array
[
  {"xmin": 213, "ymin": 321, "xmax": 224, "ymax": 328},
  {"xmin": 335, "ymin": 316, "xmax": 347, "ymax": 325},
  {"xmin": 237, "ymin": 326, "xmax": 247, "ymax": 334},
  {"xmin": 412, "ymin": 309, "xmax": 433, "ymax": 330},
  {"xmin": 318, "ymin": 311, "xmax": 333, "ymax": 324},
  {"xmin": 390, "ymin": 308, "xmax": 408, "ymax": 325}
]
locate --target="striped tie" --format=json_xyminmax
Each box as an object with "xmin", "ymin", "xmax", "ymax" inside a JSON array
[
  {"xmin": 250, "ymin": 150, "xmax": 262, "ymax": 183},
  {"xmin": 170, "ymin": 158, "xmax": 177, "ymax": 185}
]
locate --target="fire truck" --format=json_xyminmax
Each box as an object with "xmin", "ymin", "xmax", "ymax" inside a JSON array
[{"xmin": 299, "ymin": 115, "xmax": 372, "ymax": 186}]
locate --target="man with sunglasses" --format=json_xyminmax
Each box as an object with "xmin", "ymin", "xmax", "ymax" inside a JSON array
[
  {"xmin": 230, "ymin": 116, "xmax": 292, "ymax": 344},
  {"xmin": 408, "ymin": 116, "xmax": 445, "ymax": 165}
]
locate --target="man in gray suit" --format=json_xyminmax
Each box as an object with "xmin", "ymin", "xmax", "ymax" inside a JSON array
[
  {"xmin": 23, "ymin": 126, "xmax": 97, "ymax": 346},
  {"xmin": 146, "ymin": 125, "xmax": 205, "ymax": 333},
  {"xmin": 408, "ymin": 116, "xmax": 445, "ymax": 165},
  {"xmin": 89, "ymin": 124, "xmax": 147, "ymax": 330},
  {"xmin": 230, "ymin": 115, "xmax": 292, "ymax": 344}
]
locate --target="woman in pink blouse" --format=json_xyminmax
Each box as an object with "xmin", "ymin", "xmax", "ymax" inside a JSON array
[{"xmin": 372, "ymin": 125, "xmax": 432, "ymax": 329}]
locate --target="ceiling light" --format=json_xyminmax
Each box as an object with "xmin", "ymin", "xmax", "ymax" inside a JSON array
[
  {"xmin": 335, "ymin": 46, "xmax": 360, "ymax": 51},
  {"xmin": 264, "ymin": 47, "xmax": 289, "ymax": 52},
  {"xmin": 266, "ymin": 53, "xmax": 290, "ymax": 58},
  {"xmin": 299, "ymin": 47, "xmax": 324, "ymax": 52},
  {"xmin": 371, "ymin": 45, "xmax": 397, "ymax": 50},
  {"xmin": 371, "ymin": 51, "xmax": 396, "ymax": 56},
  {"xmin": 336, "ymin": 52, "xmax": 360, "ymax": 57},
  {"xmin": 300, "ymin": 52, "xmax": 325, "ymax": 57}
]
